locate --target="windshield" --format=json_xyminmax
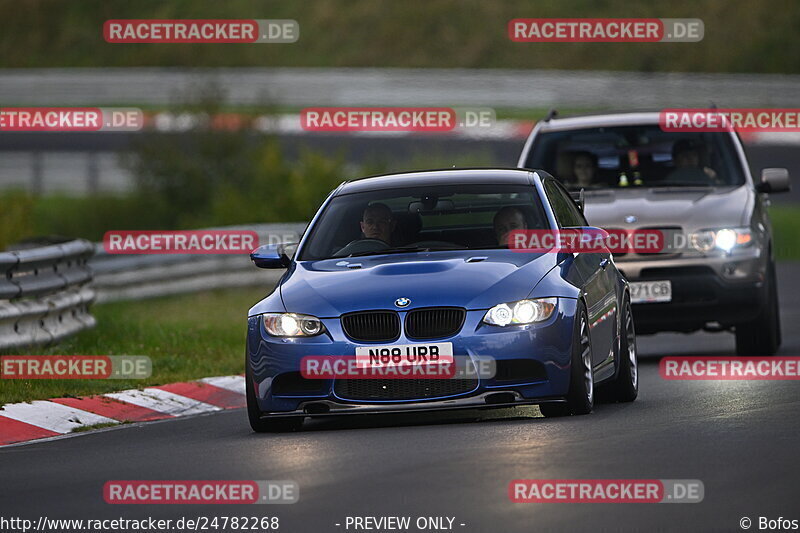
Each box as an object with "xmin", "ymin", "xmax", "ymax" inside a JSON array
[
  {"xmin": 298, "ymin": 184, "xmax": 550, "ymax": 261},
  {"xmin": 524, "ymin": 125, "xmax": 746, "ymax": 190}
]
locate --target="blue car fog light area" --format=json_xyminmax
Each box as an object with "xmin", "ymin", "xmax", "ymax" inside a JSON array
[{"xmin": 246, "ymin": 298, "xmax": 578, "ymax": 413}]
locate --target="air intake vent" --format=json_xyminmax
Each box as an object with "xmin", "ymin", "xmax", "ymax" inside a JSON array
[{"xmin": 334, "ymin": 377, "xmax": 477, "ymax": 401}]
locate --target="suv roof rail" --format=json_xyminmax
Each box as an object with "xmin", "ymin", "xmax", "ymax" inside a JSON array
[{"xmin": 544, "ymin": 109, "xmax": 558, "ymax": 122}]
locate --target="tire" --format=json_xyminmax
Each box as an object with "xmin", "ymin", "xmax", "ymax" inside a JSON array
[
  {"xmin": 246, "ymin": 364, "xmax": 304, "ymax": 433},
  {"xmin": 603, "ymin": 296, "xmax": 638, "ymax": 403},
  {"xmin": 540, "ymin": 302, "xmax": 593, "ymax": 417},
  {"xmin": 735, "ymin": 260, "xmax": 781, "ymax": 356}
]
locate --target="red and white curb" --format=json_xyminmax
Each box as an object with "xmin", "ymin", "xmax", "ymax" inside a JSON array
[{"xmin": 0, "ymin": 375, "xmax": 245, "ymax": 447}]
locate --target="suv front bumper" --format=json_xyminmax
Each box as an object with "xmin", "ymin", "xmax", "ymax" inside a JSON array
[{"xmin": 615, "ymin": 248, "xmax": 767, "ymax": 334}]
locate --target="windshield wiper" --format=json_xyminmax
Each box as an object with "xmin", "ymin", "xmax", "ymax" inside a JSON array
[
  {"xmin": 650, "ymin": 182, "xmax": 714, "ymax": 188},
  {"xmin": 347, "ymin": 246, "xmax": 453, "ymax": 258}
]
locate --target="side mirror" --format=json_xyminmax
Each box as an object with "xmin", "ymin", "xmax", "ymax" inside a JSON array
[
  {"xmin": 757, "ymin": 168, "xmax": 791, "ymax": 193},
  {"xmin": 575, "ymin": 226, "xmax": 610, "ymax": 240},
  {"xmin": 250, "ymin": 243, "xmax": 294, "ymax": 269},
  {"xmin": 555, "ymin": 226, "xmax": 610, "ymax": 255}
]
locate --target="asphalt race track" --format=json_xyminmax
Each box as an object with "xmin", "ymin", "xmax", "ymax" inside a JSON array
[{"xmin": 1, "ymin": 263, "xmax": 799, "ymax": 532}]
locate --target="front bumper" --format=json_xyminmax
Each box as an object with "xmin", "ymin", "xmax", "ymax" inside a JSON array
[
  {"xmin": 246, "ymin": 300, "xmax": 578, "ymax": 415},
  {"xmin": 615, "ymin": 248, "xmax": 767, "ymax": 333},
  {"xmin": 259, "ymin": 391, "xmax": 566, "ymax": 419}
]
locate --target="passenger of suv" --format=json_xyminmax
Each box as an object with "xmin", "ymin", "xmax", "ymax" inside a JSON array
[{"xmin": 572, "ymin": 151, "xmax": 599, "ymax": 188}]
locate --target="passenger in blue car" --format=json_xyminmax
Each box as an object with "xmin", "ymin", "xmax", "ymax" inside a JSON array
[
  {"xmin": 359, "ymin": 202, "xmax": 396, "ymax": 244},
  {"xmin": 493, "ymin": 206, "xmax": 528, "ymax": 247}
]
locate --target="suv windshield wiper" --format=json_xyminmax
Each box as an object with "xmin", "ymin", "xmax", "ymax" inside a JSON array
[{"xmin": 649, "ymin": 182, "xmax": 714, "ymax": 188}]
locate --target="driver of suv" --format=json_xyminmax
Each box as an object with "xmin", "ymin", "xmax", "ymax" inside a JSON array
[
  {"xmin": 360, "ymin": 202, "xmax": 396, "ymax": 244},
  {"xmin": 666, "ymin": 139, "xmax": 719, "ymax": 184}
]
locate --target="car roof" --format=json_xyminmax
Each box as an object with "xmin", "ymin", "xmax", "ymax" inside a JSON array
[
  {"xmin": 336, "ymin": 168, "xmax": 543, "ymax": 194},
  {"xmin": 538, "ymin": 112, "xmax": 663, "ymax": 132}
]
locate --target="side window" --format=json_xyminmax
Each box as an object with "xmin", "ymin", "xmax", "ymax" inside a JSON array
[{"xmin": 544, "ymin": 180, "xmax": 587, "ymax": 227}]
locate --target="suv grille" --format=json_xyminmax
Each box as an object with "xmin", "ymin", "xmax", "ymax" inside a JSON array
[
  {"xmin": 334, "ymin": 377, "xmax": 477, "ymax": 401},
  {"xmin": 405, "ymin": 307, "xmax": 465, "ymax": 339},
  {"xmin": 606, "ymin": 226, "xmax": 683, "ymax": 261},
  {"xmin": 341, "ymin": 311, "xmax": 400, "ymax": 342}
]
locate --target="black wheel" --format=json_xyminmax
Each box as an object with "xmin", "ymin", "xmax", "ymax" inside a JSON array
[
  {"xmin": 735, "ymin": 260, "xmax": 781, "ymax": 356},
  {"xmin": 603, "ymin": 296, "xmax": 638, "ymax": 403},
  {"xmin": 540, "ymin": 302, "xmax": 593, "ymax": 417},
  {"xmin": 246, "ymin": 364, "xmax": 304, "ymax": 432}
]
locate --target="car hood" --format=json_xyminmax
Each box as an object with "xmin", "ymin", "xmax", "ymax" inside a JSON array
[
  {"xmin": 276, "ymin": 250, "xmax": 558, "ymax": 317},
  {"xmin": 583, "ymin": 186, "xmax": 752, "ymax": 231}
]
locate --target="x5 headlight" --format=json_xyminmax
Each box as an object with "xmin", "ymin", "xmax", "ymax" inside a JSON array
[
  {"xmin": 689, "ymin": 227, "xmax": 752, "ymax": 254},
  {"xmin": 482, "ymin": 298, "xmax": 557, "ymax": 327},
  {"xmin": 262, "ymin": 313, "xmax": 325, "ymax": 337}
]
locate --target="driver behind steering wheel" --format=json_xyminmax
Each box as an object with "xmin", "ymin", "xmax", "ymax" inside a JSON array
[
  {"xmin": 332, "ymin": 203, "xmax": 397, "ymax": 256},
  {"xmin": 359, "ymin": 202, "xmax": 396, "ymax": 244}
]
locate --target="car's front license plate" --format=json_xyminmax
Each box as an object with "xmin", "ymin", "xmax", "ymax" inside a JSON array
[
  {"xmin": 355, "ymin": 342, "xmax": 454, "ymax": 368},
  {"xmin": 630, "ymin": 280, "xmax": 672, "ymax": 303}
]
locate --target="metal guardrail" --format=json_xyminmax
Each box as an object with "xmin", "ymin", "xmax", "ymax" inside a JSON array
[
  {"xmin": 0, "ymin": 223, "xmax": 304, "ymax": 349},
  {"xmin": 3, "ymin": 67, "xmax": 800, "ymax": 108},
  {"xmin": 90, "ymin": 223, "xmax": 307, "ymax": 303},
  {"xmin": 0, "ymin": 240, "xmax": 96, "ymax": 350}
]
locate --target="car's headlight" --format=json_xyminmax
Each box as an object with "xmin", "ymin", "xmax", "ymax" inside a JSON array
[
  {"xmin": 482, "ymin": 298, "xmax": 557, "ymax": 327},
  {"xmin": 262, "ymin": 313, "xmax": 325, "ymax": 337},
  {"xmin": 689, "ymin": 228, "xmax": 752, "ymax": 253}
]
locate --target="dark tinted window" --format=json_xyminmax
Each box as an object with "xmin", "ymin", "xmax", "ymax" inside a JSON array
[
  {"xmin": 544, "ymin": 180, "xmax": 586, "ymax": 227},
  {"xmin": 525, "ymin": 125, "xmax": 745, "ymax": 189},
  {"xmin": 298, "ymin": 184, "xmax": 549, "ymax": 260}
]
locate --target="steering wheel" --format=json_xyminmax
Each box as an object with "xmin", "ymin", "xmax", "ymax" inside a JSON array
[{"xmin": 333, "ymin": 239, "xmax": 390, "ymax": 257}]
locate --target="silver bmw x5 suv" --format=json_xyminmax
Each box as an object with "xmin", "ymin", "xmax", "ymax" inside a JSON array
[{"xmin": 518, "ymin": 112, "xmax": 790, "ymax": 356}]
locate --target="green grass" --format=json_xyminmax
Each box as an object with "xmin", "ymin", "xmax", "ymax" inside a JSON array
[
  {"xmin": 3, "ymin": 0, "xmax": 800, "ymax": 74},
  {"xmin": 0, "ymin": 287, "xmax": 265, "ymax": 405},
  {"xmin": 770, "ymin": 205, "xmax": 800, "ymax": 261},
  {"xmin": 70, "ymin": 421, "xmax": 130, "ymax": 433}
]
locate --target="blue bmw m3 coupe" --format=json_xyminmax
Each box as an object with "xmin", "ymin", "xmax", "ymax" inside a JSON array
[{"xmin": 246, "ymin": 168, "xmax": 637, "ymax": 431}]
